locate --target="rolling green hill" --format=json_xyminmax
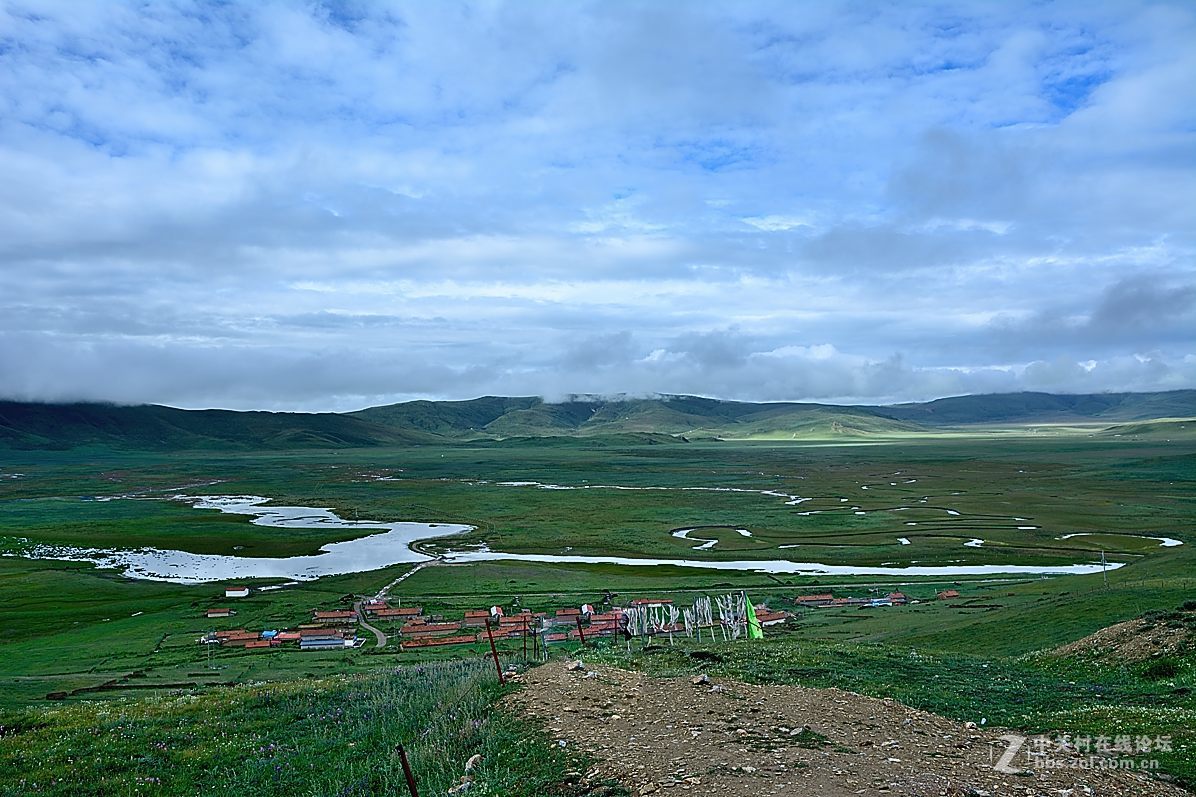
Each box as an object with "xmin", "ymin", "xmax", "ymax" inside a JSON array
[
  {"xmin": 0, "ymin": 401, "xmax": 435, "ymax": 451},
  {"xmin": 2, "ymin": 390, "xmax": 1194, "ymax": 450},
  {"xmin": 868, "ymin": 390, "xmax": 1196, "ymax": 425},
  {"xmin": 1097, "ymin": 417, "xmax": 1196, "ymax": 440}
]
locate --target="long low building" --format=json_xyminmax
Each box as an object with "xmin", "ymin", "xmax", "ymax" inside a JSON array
[
  {"xmin": 400, "ymin": 634, "xmax": 480, "ymax": 649},
  {"xmin": 300, "ymin": 636, "xmax": 352, "ymax": 650},
  {"xmin": 401, "ymin": 621, "xmax": 464, "ymax": 638},
  {"xmin": 312, "ymin": 610, "xmax": 358, "ymax": 623},
  {"xmin": 372, "ymin": 606, "xmax": 423, "ymax": 619}
]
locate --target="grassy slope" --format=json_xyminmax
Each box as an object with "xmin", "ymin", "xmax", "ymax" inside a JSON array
[
  {"xmin": 872, "ymin": 390, "xmax": 1196, "ymax": 425},
  {"xmin": 0, "ymin": 402, "xmax": 435, "ymax": 451},
  {"xmin": 0, "ymin": 658, "xmax": 619, "ymax": 797}
]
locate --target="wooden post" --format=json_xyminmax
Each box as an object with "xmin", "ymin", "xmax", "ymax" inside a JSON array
[
  {"xmin": 522, "ymin": 615, "xmax": 528, "ymax": 663},
  {"xmin": 395, "ymin": 743, "xmax": 419, "ymax": 797},
  {"xmin": 575, "ymin": 616, "xmax": 587, "ymax": 646},
  {"xmin": 485, "ymin": 620, "xmax": 505, "ymax": 684}
]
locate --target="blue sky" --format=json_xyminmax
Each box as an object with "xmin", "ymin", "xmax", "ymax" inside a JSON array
[{"xmin": 0, "ymin": 0, "xmax": 1193, "ymax": 410}]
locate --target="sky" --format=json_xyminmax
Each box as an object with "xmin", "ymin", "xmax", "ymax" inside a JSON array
[{"xmin": 0, "ymin": 0, "xmax": 1193, "ymax": 411}]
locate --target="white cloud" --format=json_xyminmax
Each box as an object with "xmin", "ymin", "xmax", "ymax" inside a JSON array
[
  {"xmin": 742, "ymin": 215, "xmax": 815, "ymax": 232},
  {"xmin": 0, "ymin": 0, "xmax": 1192, "ymax": 409}
]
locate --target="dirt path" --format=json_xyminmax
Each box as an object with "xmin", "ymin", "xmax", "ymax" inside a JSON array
[
  {"xmin": 374, "ymin": 558, "xmax": 439, "ymax": 601},
  {"xmin": 352, "ymin": 600, "xmax": 387, "ymax": 648},
  {"xmin": 506, "ymin": 662, "xmax": 1189, "ymax": 797}
]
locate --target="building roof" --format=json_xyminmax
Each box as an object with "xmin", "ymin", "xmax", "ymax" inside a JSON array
[
  {"xmin": 400, "ymin": 634, "xmax": 479, "ymax": 649},
  {"xmin": 401, "ymin": 621, "xmax": 462, "ymax": 635},
  {"xmin": 373, "ymin": 607, "xmax": 421, "ymax": 618},
  {"xmin": 299, "ymin": 627, "xmax": 344, "ymax": 638}
]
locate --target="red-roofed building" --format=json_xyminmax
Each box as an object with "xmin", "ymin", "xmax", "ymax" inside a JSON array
[
  {"xmin": 206, "ymin": 608, "xmax": 235, "ymax": 618},
  {"xmin": 214, "ymin": 628, "xmax": 249, "ymax": 639},
  {"xmin": 463, "ymin": 610, "xmax": 490, "ymax": 627},
  {"xmin": 299, "ymin": 627, "xmax": 344, "ymax": 639},
  {"xmin": 754, "ymin": 609, "xmax": 788, "ymax": 627},
  {"xmin": 401, "ymin": 634, "xmax": 480, "ymax": 649},
  {"xmin": 401, "ymin": 621, "xmax": 462, "ymax": 637},
  {"xmin": 221, "ymin": 634, "xmax": 263, "ymax": 647},
  {"xmin": 500, "ymin": 613, "xmax": 538, "ymax": 627},
  {"xmin": 312, "ymin": 610, "xmax": 358, "ymax": 622},
  {"xmin": 937, "ymin": 589, "xmax": 960, "ymax": 600},
  {"xmin": 795, "ymin": 594, "xmax": 834, "ymax": 607},
  {"xmin": 373, "ymin": 607, "xmax": 422, "ymax": 619}
]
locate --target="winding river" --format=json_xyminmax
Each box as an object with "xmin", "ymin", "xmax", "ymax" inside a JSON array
[{"xmin": 0, "ymin": 494, "xmax": 1137, "ymax": 585}]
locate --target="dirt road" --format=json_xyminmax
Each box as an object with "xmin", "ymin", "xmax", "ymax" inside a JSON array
[
  {"xmin": 506, "ymin": 661, "xmax": 1189, "ymax": 797},
  {"xmin": 353, "ymin": 600, "xmax": 387, "ymax": 648}
]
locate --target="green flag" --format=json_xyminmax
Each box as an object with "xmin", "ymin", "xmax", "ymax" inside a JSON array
[{"xmin": 744, "ymin": 593, "xmax": 764, "ymax": 639}]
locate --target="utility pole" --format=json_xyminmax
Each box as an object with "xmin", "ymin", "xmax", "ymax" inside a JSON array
[{"xmin": 1101, "ymin": 549, "xmax": 1108, "ymax": 589}]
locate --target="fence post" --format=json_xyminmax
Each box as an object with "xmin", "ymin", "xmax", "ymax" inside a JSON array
[
  {"xmin": 485, "ymin": 620, "xmax": 505, "ymax": 684},
  {"xmin": 395, "ymin": 743, "xmax": 420, "ymax": 797},
  {"xmin": 575, "ymin": 616, "xmax": 587, "ymax": 646}
]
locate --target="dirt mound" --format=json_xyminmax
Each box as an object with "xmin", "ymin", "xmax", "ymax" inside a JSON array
[
  {"xmin": 1054, "ymin": 611, "xmax": 1195, "ymax": 663},
  {"xmin": 506, "ymin": 661, "xmax": 1188, "ymax": 797}
]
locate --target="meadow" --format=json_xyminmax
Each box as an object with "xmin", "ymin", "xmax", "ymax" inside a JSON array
[
  {"xmin": 0, "ymin": 657, "xmax": 623, "ymax": 797},
  {"xmin": 0, "ymin": 428, "xmax": 1192, "ymax": 790}
]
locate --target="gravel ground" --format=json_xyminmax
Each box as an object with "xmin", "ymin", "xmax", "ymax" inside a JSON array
[
  {"xmin": 505, "ymin": 661, "xmax": 1190, "ymax": 797},
  {"xmin": 1053, "ymin": 615, "xmax": 1194, "ymax": 662}
]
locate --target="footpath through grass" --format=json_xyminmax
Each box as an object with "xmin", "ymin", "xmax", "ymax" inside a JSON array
[
  {"xmin": 0, "ymin": 658, "xmax": 622, "ymax": 797},
  {"xmin": 586, "ymin": 631, "xmax": 1196, "ymax": 788}
]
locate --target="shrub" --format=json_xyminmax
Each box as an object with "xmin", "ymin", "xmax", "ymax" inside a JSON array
[{"xmin": 1142, "ymin": 657, "xmax": 1180, "ymax": 680}]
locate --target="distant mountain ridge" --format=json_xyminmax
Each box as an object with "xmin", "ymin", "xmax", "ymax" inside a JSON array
[{"xmin": 1, "ymin": 390, "xmax": 1194, "ymax": 450}]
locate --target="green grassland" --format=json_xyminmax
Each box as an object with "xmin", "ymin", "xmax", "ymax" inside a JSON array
[
  {"xmin": 0, "ymin": 657, "xmax": 622, "ymax": 797},
  {"xmin": 0, "ymin": 423, "xmax": 1193, "ymax": 792}
]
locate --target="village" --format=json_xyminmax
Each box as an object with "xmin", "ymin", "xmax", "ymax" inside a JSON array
[
  {"xmin": 197, "ymin": 583, "xmax": 959, "ymax": 653},
  {"xmin": 793, "ymin": 587, "xmax": 966, "ymax": 608}
]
